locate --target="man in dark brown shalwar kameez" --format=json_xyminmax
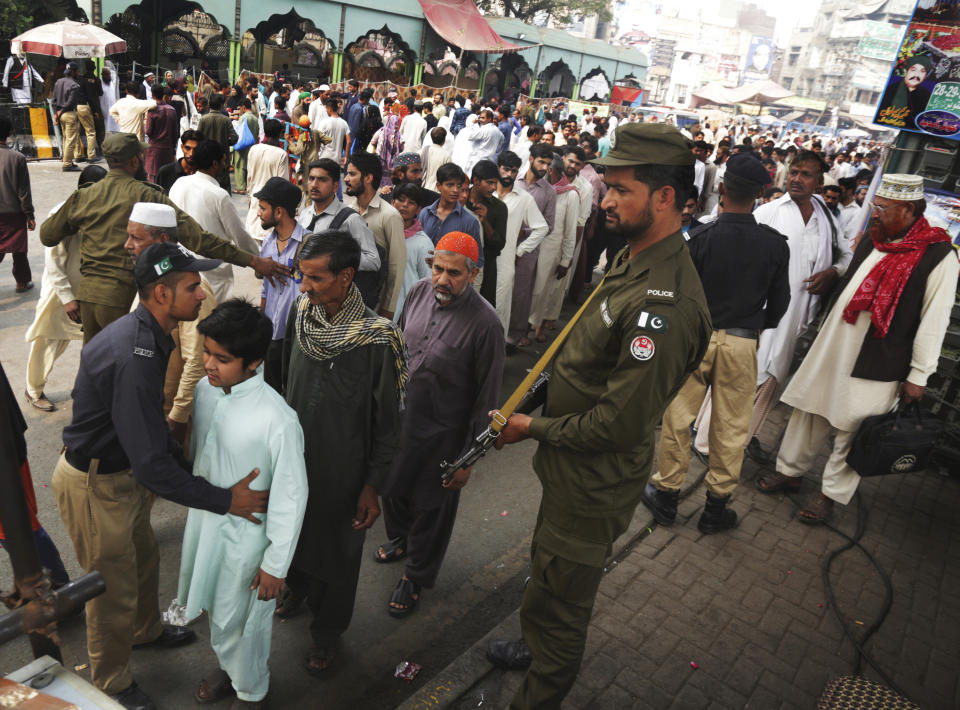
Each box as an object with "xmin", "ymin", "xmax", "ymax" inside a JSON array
[{"xmin": 376, "ymin": 230, "xmax": 505, "ymax": 616}]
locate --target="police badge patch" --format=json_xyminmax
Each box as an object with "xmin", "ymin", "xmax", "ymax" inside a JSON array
[{"xmin": 630, "ymin": 335, "xmax": 655, "ymax": 361}]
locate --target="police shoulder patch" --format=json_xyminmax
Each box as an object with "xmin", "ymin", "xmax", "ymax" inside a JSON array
[
  {"xmin": 630, "ymin": 335, "xmax": 656, "ymax": 362},
  {"xmin": 133, "ymin": 346, "xmax": 154, "ymax": 358},
  {"xmin": 637, "ymin": 311, "xmax": 669, "ymax": 332}
]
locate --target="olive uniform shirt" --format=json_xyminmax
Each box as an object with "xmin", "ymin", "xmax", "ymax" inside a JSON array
[
  {"xmin": 40, "ymin": 169, "xmax": 254, "ymax": 308},
  {"xmin": 528, "ymin": 230, "xmax": 712, "ymax": 566}
]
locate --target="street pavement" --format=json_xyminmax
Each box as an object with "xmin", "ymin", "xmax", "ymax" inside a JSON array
[{"xmin": 3, "ymin": 161, "xmax": 959, "ymax": 709}]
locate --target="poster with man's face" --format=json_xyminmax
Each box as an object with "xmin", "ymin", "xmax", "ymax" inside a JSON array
[
  {"xmin": 874, "ymin": 10, "xmax": 960, "ymax": 139},
  {"xmin": 741, "ymin": 36, "xmax": 774, "ymax": 85}
]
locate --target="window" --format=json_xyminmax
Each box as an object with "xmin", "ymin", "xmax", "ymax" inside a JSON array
[{"xmin": 674, "ymin": 84, "xmax": 688, "ymax": 103}]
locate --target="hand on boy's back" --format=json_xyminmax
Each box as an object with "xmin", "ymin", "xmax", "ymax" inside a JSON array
[
  {"xmin": 228, "ymin": 468, "xmax": 270, "ymax": 524},
  {"xmin": 251, "ymin": 568, "xmax": 285, "ymax": 600}
]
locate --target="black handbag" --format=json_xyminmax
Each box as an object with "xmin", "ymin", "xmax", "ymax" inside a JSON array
[{"xmin": 846, "ymin": 404, "xmax": 943, "ymax": 477}]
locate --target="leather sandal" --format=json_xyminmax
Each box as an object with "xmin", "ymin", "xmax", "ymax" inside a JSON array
[
  {"xmin": 373, "ymin": 537, "xmax": 407, "ymax": 563},
  {"xmin": 388, "ymin": 577, "xmax": 420, "ymax": 618},
  {"xmin": 754, "ymin": 472, "xmax": 802, "ymax": 494},
  {"xmin": 304, "ymin": 647, "xmax": 333, "ymax": 677},
  {"xmin": 194, "ymin": 669, "xmax": 233, "ymax": 704},
  {"xmin": 273, "ymin": 588, "xmax": 304, "ymax": 619},
  {"xmin": 798, "ymin": 493, "xmax": 834, "ymax": 525}
]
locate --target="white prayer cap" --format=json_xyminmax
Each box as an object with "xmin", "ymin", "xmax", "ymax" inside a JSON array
[
  {"xmin": 143, "ymin": 71, "xmax": 156, "ymax": 78},
  {"xmin": 876, "ymin": 174, "xmax": 925, "ymax": 202},
  {"xmin": 318, "ymin": 84, "xmax": 331, "ymax": 90},
  {"xmin": 129, "ymin": 202, "xmax": 177, "ymax": 228}
]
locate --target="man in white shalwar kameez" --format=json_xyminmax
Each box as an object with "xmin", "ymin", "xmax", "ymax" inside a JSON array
[
  {"xmin": 24, "ymin": 168, "xmax": 105, "ymax": 412},
  {"xmin": 493, "ymin": 151, "xmax": 549, "ymax": 334},
  {"xmin": 756, "ymin": 174, "xmax": 958, "ymax": 523},
  {"xmin": 529, "ymin": 155, "xmax": 578, "ymax": 339},
  {"xmin": 179, "ymin": 300, "xmax": 307, "ymax": 709},
  {"xmin": 746, "ymin": 152, "xmax": 852, "ymax": 458}
]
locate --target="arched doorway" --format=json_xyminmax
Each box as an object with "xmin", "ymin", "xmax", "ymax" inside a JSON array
[
  {"xmin": 538, "ymin": 59, "xmax": 575, "ymax": 98},
  {"xmin": 242, "ymin": 10, "xmax": 334, "ymax": 80},
  {"xmin": 485, "ymin": 53, "xmax": 532, "ymax": 100},
  {"xmin": 580, "ymin": 67, "xmax": 611, "ymax": 102},
  {"xmin": 343, "ymin": 26, "xmax": 414, "ymax": 84}
]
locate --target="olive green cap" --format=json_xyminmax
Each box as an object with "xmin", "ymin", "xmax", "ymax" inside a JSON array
[
  {"xmin": 102, "ymin": 133, "xmax": 147, "ymax": 162},
  {"xmin": 591, "ymin": 123, "xmax": 695, "ymax": 167}
]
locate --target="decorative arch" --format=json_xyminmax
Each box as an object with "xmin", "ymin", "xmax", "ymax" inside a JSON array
[
  {"xmin": 161, "ymin": 28, "xmax": 201, "ymax": 61},
  {"xmin": 241, "ymin": 10, "xmax": 333, "ymax": 76},
  {"xmin": 580, "ymin": 66, "xmax": 611, "ymax": 100},
  {"xmin": 538, "ymin": 59, "xmax": 575, "ymax": 98},
  {"xmin": 343, "ymin": 26, "xmax": 413, "ymax": 84},
  {"xmin": 485, "ymin": 54, "xmax": 532, "ymax": 99}
]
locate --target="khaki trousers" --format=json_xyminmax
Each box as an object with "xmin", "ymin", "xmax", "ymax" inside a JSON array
[
  {"xmin": 59, "ymin": 110, "xmax": 80, "ymax": 166},
  {"xmin": 776, "ymin": 409, "xmax": 861, "ymax": 505},
  {"xmin": 52, "ymin": 454, "xmax": 162, "ymax": 694},
  {"xmin": 653, "ymin": 330, "xmax": 757, "ymax": 497},
  {"xmin": 79, "ymin": 301, "xmax": 129, "ymax": 344},
  {"xmin": 76, "ymin": 104, "xmax": 98, "ymax": 158},
  {"xmin": 25, "ymin": 337, "xmax": 71, "ymax": 399}
]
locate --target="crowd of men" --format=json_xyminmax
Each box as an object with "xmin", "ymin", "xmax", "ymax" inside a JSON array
[{"xmin": 1, "ymin": 60, "xmax": 958, "ymax": 710}]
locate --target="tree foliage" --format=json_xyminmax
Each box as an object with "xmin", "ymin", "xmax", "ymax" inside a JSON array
[
  {"xmin": 0, "ymin": 0, "xmax": 35, "ymax": 42},
  {"xmin": 476, "ymin": 0, "xmax": 612, "ymax": 26}
]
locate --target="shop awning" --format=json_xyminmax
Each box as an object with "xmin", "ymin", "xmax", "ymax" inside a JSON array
[{"xmin": 418, "ymin": 0, "xmax": 537, "ymax": 53}]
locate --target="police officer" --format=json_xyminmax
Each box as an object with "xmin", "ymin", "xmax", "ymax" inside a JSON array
[
  {"xmin": 51, "ymin": 242, "xmax": 270, "ymax": 710},
  {"xmin": 643, "ymin": 153, "xmax": 791, "ymax": 533},
  {"xmin": 486, "ymin": 123, "xmax": 713, "ymax": 708},
  {"xmin": 40, "ymin": 132, "xmax": 291, "ymax": 344}
]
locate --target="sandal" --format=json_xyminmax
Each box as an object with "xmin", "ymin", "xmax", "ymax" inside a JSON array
[
  {"xmin": 798, "ymin": 493, "xmax": 834, "ymax": 525},
  {"xmin": 388, "ymin": 577, "xmax": 420, "ymax": 618},
  {"xmin": 374, "ymin": 537, "xmax": 407, "ymax": 564},
  {"xmin": 755, "ymin": 472, "xmax": 802, "ymax": 494},
  {"xmin": 273, "ymin": 588, "xmax": 304, "ymax": 619},
  {"xmin": 517, "ymin": 337, "xmax": 532, "ymax": 347},
  {"xmin": 194, "ymin": 669, "xmax": 233, "ymax": 704},
  {"xmin": 304, "ymin": 647, "xmax": 333, "ymax": 677}
]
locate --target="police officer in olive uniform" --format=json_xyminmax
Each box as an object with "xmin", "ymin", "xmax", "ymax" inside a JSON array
[
  {"xmin": 487, "ymin": 123, "xmax": 713, "ymax": 709},
  {"xmin": 52, "ymin": 242, "xmax": 270, "ymax": 710},
  {"xmin": 40, "ymin": 133, "xmax": 290, "ymax": 344},
  {"xmin": 644, "ymin": 153, "xmax": 791, "ymax": 534}
]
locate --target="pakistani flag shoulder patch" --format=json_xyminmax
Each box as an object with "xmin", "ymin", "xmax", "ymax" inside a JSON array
[{"xmin": 637, "ymin": 311, "xmax": 669, "ymax": 332}]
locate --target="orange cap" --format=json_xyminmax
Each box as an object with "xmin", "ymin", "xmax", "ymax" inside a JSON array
[{"xmin": 435, "ymin": 231, "xmax": 479, "ymax": 264}]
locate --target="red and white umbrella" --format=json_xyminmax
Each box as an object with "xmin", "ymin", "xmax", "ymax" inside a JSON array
[{"xmin": 10, "ymin": 20, "xmax": 126, "ymax": 59}]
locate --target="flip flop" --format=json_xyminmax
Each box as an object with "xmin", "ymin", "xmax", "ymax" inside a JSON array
[
  {"xmin": 388, "ymin": 577, "xmax": 420, "ymax": 618},
  {"xmin": 194, "ymin": 669, "xmax": 233, "ymax": 704},
  {"xmin": 374, "ymin": 537, "xmax": 407, "ymax": 563},
  {"xmin": 754, "ymin": 472, "xmax": 802, "ymax": 494}
]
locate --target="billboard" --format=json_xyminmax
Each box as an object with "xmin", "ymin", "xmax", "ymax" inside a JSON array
[
  {"xmin": 742, "ymin": 36, "xmax": 774, "ymax": 85},
  {"xmin": 874, "ymin": 6, "xmax": 960, "ymax": 139},
  {"xmin": 858, "ymin": 21, "xmax": 908, "ymax": 61}
]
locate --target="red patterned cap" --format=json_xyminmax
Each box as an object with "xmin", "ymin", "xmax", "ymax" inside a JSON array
[{"xmin": 435, "ymin": 231, "xmax": 480, "ymax": 264}]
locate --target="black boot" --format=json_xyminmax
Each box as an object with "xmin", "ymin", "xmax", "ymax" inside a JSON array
[
  {"xmin": 641, "ymin": 482, "xmax": 679, "ymax": 525},
  {"xmin": 697, "ymin": 491, "xmax": 738, "ymax": 534}
]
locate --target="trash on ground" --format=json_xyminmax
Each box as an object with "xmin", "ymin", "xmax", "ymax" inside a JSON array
[
  {"xmin": 689, "ymin": 661, "xmax": 699, "ymax": 669},
  {"xmin": 500, "ymin": 511, "xmax": 509, "ymax": 517},
  {"xmin": 73, "ymin": 663, "xmax": 88, "ymax": 671},
  {"xmin": 395, "ymin": 661, "xmax": 422, "ymax": 683}
]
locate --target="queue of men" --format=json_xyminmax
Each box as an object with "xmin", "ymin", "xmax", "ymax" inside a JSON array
[{"xmin": 4, "ymin": 75, "xmax": 959, "ymax": 710}]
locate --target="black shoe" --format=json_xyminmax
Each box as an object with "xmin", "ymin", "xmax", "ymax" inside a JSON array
[
  {"xmin": 697, "ymin": 491, "xmax": 738, "ymax": 534},
  {"xmin": 745, "ymin": 436, "xmax": 773, "ymax": 465},
  {"xmin": 132, "ymin": 624, "xmax": 196, "ymax": 650},
  {"xmin": 487, "ymin": 639, "xmax": 532, "ymax": 670},
  {"xmin": 641, "ymin": 482, "xmax": 679, "ymax": 525},
  {"xmin": 85, "ymin": 156, "xmax": 102, "ymax": 163},
  {"xmin": 62, "ymin": 164, "xmax": 81, "ymax": 172},
  {"xmin": 110, "ymin": 681, "xmax": 156, "ymax": 710}
]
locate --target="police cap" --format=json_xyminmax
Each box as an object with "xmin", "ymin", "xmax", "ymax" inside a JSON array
[
  {"xmin": 134, "ymin": 242, "xmax": 221, "ymax": 289},
  {"xmin": 724, "ymin": 152, "xmax": 771, "ymax": 187},
  {"xmin": 590, "ymin": 123, "xmax": 695, "ymax": 168},
  {"xmin": 102, "ymin": 133, "xmax": 147, "ymax": 163}
]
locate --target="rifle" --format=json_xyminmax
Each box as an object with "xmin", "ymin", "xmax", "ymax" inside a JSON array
[
  {"xmin": 440, "ymin": 371, "xmax": 550, "ymax": 483},
  {"xmin": 438, "ymin": 272, "xmax": 609, "ymax": 484}
]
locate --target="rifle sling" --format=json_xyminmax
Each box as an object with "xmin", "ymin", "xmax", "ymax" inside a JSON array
[{"xmin": 491, "ymin": 274, "xmax": 607, "ymax": 433}]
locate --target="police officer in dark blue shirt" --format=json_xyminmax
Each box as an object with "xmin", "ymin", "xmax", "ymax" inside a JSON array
[{"xmin": 52, "ymin": 241, "xmax": 270, "ymax": 710}]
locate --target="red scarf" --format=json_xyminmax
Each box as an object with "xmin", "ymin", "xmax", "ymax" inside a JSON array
[
  {"xmin": 553, "ymin": 174, "xmax": 579, "ymax": 196},
  {"xmin": 842, "ymin": 216, "xmax": 951, "ymax": 338}
]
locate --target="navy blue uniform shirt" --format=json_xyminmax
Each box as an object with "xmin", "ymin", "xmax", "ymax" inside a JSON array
[{"xmin": 62, "ymin": 304, "xmax": 232, "ymax": 514}]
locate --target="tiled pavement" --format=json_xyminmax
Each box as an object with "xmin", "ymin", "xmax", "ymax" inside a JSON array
[{"xmin": 419, "ymin": 404, "xmax": 960, "ymax": 709}]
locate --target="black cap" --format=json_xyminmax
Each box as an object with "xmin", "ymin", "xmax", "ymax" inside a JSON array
[
  {"xmin": 65, "ymin": 61, "xmax": 79, "ymax": 75},
  {"xmin": 724, "ymin": 153, "xmax": 771, "ymax": 186},
  {"xmin": 134, "ymin": 242, "xmax": 221, "ymax": 289},
  {"xmin": 253, "ymin": 177, "xmax": 302, "ymax": 217}
]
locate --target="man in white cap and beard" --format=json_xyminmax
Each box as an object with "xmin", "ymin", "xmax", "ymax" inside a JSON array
[
  {"xmin": 123, "ymin": 202, "xmax": 218, "ymax": 446},
  {"xmin": 756, "ymin": 173, "xmax": 959, "ymax": 523}
]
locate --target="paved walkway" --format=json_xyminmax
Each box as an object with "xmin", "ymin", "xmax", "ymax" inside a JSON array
[{"xmin": 406, "ymin": 405, "xmax": 960, "ymax": 710}]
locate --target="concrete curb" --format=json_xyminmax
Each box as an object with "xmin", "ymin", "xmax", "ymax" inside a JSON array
[{"xmin": 398, "ymin": 461, "xmax": 709, "ymax": 709}]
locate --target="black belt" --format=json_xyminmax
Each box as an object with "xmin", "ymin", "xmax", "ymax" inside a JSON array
[
  {"xmin": 718, "ymin": 327, "xmax": 759, "ymax": 340},
  {"xmin": 64, "ymin": 449, "xmax": 129, "ymax": 475}
]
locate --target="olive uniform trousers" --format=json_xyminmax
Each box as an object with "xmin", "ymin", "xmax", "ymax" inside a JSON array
[
  {"xmin": 79, "ymin": 301, "xmax": 130, "ymax": 344},
  {"xmin": 512, "ymin": 500, "xmax": 633, "ymax": 710},
  {"xmin": 58, "ymin": 110, "xmax": 80, "ymax": 167},
  {"xmin": 52, "ymin": 453, "xmax": 163, "ymax": 694}
]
